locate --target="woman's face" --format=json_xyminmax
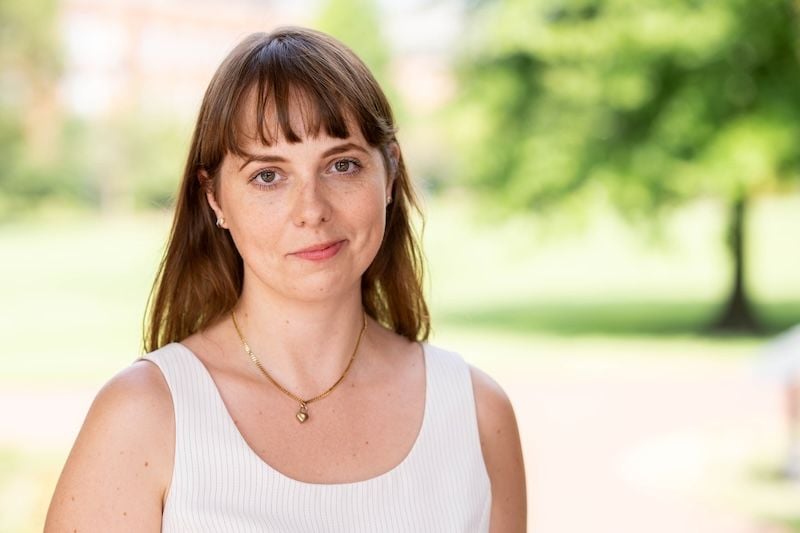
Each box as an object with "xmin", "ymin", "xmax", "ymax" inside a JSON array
[{"xmin": 205, "ymin": 100, "xmax": 396, "ymax": 303}]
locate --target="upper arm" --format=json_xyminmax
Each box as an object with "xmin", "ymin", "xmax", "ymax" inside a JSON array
[
  {"xmin": 45, "ymin": 359, "xmax": 174, "ymax": 533},
  {"xmin": 470, "ymin": 365, "xmax": 527, "ymax": 533}
]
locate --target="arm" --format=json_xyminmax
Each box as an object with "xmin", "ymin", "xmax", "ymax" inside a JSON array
[
  {"xmin": 44, "ymin": 360, "xmax": 174, "ymax": 532},
  {"xmin": 470, "ymin": 365, "xmax": 527, "ymax": 533}
]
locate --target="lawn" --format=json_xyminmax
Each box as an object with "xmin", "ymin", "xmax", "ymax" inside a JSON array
[{"xmin": 1, "ymin": 193, "xmax": 798, "ymax": 532}]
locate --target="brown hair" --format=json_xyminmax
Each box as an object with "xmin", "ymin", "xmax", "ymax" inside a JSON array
[{"xmin": 143, "ymin": 27, "xmax": 429, "ymax": 352}]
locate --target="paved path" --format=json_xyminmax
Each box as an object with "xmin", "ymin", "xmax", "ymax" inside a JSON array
[{"xmin": 494, "ymin": 354, "xmax": 797, "ymax": 533}]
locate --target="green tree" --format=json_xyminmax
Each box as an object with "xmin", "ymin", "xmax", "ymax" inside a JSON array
[
  {"xmin": 0, "ymin": 0, "xmax": 65, "ymax": 212},
  {"xmin": 453, "ymin": 0, "xmax": 800, "ymax": 331},
  {"xmin": 314, "ymin": 0, "xmax": 407, "ymax": 123},
  {"xmin": 315, "ymin": 0, "xmax": 391, "ymax": 82}
]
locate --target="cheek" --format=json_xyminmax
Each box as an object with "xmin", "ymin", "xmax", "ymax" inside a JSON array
[
  {"xmin": 352, "ymin": 187, "xmax": 387, "ymax": 231},
  {"xmin": 228, "ymin": 201, "xmax": 286, "ymax": 259},
  {"xmin": 356, "ymin": 197, "xmax": 389, "ymax": 262}
]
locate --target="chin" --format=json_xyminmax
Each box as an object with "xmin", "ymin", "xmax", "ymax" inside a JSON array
[{"xmin": 283, "ymin": 273, "xmax": 362, "ymax": 303}]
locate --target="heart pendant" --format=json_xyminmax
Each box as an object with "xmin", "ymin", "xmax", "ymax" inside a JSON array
[{"xmin": 296, "ymin": 405, "xmax": 308, "ymax": 423}]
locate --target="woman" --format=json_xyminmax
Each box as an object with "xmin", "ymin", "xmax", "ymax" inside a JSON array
[{"xmin": 45, "ymin": 27, "xmax": 526, "ymax": 532}]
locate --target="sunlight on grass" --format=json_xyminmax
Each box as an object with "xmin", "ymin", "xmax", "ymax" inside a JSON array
[
  {"xmin": 0, "ymin": 210, "xmax": 171, "ymax": 384},
  {"xmin": 0, "ymin": 193, "xmax": 798, "ymax": 530}
]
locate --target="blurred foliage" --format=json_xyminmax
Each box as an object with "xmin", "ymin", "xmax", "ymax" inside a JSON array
[
  {"xmin": 314, "ymin": 0, "xmax": 406, "ymax": 121},
  {"xmin": 315, "ymin": 0, "xmax": 390, "ymax": 80},
  {"xmin": 454, "ymin": 0, "xmax": 800, "ymax": 213},
  {"xmin": 0, "ymin": 0, "xmax": 61, "ymax": 80},
  {"xmin": 85, "ymin": 112, "xmax": 189, "ymax": 211},
  {"xmin": 0, "ymin": 0, "xmax": 64, "ymax": 216},
  {"xmin": 0, "ymin": 0, "xmax": 188, "ymax": 217},
  {"xmin": 452, "ymin": 0, "xmax": 800, "ymax": 329}
]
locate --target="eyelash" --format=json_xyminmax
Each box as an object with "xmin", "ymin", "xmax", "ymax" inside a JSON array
[
  {"xmin": 249, "ymin": 169, "xmax": 281, "ymax": 191},
  {"xmin": 330, "ymin": 157, "xmax": 363, "ymax": 175},
  {"xmin": 248, "ymin": 157, "xmax": 363, "ymax": 191}
]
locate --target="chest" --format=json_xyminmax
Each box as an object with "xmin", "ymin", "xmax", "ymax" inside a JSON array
[{"xmin": 213, "ymin": 355, "xmax": 426, "ymax": 484}]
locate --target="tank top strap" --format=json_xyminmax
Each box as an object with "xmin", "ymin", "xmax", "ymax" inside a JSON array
[
  {"xmin": 416, "ymin": 343, "xmax": 489, "ymax": 486},
  {"xmin": 139, "ymin": 342, "xmax": 245, "ymax": 476},
  {"xmin": 140, "ymin": 342, "xmax": 228, "ymax": 433}
]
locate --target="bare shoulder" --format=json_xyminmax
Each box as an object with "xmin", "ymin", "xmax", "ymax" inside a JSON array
[
  {"xmin": 45, "ymin": 359, "xmax": 174, "ymax": 532},
  {"xmin": 469, "ymin": 365, "xmax": 528, "ymax": 533},
  {"xmin": 470, "ymin": 365, "xmax": 513, "ymax": 417}
]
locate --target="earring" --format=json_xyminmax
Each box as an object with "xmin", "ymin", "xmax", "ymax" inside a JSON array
[
  {"xmin": 386, "ymin": 195, "xmax": 392, "ymax": 205},
  {"xmin": 216, "ymin": 217, "xmax": 225, "ymax": 228}
]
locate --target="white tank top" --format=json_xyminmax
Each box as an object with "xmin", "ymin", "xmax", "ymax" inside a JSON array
[{"xmin": 142, "ymin": 342, "xmax": 492, "ymax": 532}]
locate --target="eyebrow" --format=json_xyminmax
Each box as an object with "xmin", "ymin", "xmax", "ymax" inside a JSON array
[{"xmin": 237, "ymin": 142, "xmax": 371, "ymax": 171}]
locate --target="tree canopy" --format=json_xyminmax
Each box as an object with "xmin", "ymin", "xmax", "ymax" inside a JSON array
[
  {"xmin": 454, "ymin": 0, "xmax": 800, "ymax": 214},
  {"xmin": 452, "ymin": 0, "xmax": 800, "ymax": 330}
]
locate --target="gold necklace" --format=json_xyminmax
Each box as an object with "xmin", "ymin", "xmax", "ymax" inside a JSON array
[{"xmin": 230, "ymin": 310, "xmax": 367, "ymax": 424}]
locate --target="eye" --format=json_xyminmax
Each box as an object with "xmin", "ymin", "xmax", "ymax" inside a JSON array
[
  {"xmin": 250, "ymin": 169, "xmax": 282, "ymax": 190},
  {"xmin": 329, "ymin": 158, "xmax": 362, "ymax": 174},
  {"xmin": 255, "ymin": 169, "xmax": 277, "ymax": 184}
]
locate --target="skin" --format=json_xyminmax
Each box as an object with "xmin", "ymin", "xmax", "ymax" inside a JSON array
[{"xmin": 45, "ymin": 101, "xmax": 527, "ymax": 531}]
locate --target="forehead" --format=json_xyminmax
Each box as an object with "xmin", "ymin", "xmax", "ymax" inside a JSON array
[{"xmin": 231, "ymin": 85, "xmax": 363, "ymax": 156}]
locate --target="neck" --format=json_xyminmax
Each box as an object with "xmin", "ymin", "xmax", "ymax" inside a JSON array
[{"xmin": 230, "ymin": 283, "xmax": 369, "ymax": 396}]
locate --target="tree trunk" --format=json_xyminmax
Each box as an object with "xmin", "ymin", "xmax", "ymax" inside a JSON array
[{"xmin": 712, "ymin": 192, "xmax": 761, "ymax": 332}]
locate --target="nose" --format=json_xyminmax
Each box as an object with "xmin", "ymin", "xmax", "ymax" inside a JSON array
[{"xmin": 291, "ymin": 178, "xmax": 332, "ymax": 227}]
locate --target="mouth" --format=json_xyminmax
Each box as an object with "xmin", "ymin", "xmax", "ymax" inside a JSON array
[{"xmin": 290, "ymin": 240, "xmax": 346, "ymax": 261}]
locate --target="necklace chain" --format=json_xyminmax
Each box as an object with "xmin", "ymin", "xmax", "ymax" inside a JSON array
[{"xmin": 230, "ymin": 310, "xmax": 367, "ymax": 423}]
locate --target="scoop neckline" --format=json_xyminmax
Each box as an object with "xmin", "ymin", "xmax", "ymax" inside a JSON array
[{"xmin": 171, "ymin": 341, "xmax": 431, "ymax": 488}]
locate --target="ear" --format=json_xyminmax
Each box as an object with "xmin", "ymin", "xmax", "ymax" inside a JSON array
[
  {"xmin": 385, "ymin": 143, "xmax": 400, "ymax": 199},
  {"xmin": 199, "ymin": 169, "xmax": 226, "ymax": 227}
]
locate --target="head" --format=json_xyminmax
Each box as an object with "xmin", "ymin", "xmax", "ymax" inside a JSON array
[{"xmin": 144, "ymin": 27, "xmax": 429, "ymax": 351}]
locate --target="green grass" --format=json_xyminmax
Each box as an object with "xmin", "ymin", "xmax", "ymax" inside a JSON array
[
  {"xmin": 437, "ymin": 299, "xmax": 800, "ymax": 337},
  {"xmin": 1, "ymin": 194, "xmax": 799, "ymax": 383},
  {"xmin": 0, "ymin": 210, "xmax": 168, "ymax": 384},
  {"xmin": 1, "ymin": 193, "xmax": 799, "ymax": 531},
  {"xmin": 425, "ymin": 194, "xmax": 800, "ymax": 306}
]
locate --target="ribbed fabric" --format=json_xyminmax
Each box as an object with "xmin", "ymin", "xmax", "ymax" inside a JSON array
[{"xmin": 141, "ymin": 342, "xmax": 492, "ymax": 532}]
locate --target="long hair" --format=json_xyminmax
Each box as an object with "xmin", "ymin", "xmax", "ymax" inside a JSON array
[{"xmin": 144, "ymin": 27, "xmax": 429, "ymax": 352}]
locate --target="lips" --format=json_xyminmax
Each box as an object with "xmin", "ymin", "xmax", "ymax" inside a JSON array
[{"xmin": 290, "ymin": 240, "xmax": 345, "ymax": 261}]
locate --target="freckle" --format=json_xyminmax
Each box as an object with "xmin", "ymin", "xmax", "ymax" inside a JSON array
[
  {"xmin": 70, "ymin": 496, "xmax": 75, "ymax": 501},
  {"xmin": 119, "ymin": 450, "xmax": 124, "ymax": 455},
  {"xmin": 144, "ymin": 461, "xmax": 149, "ymax": 467},
  {"xmin": 258, "ymin": 410, "xmax": 262, "ymax": 415},
  {"xmin": 123, "ymin": 511, "xmax": 127, "ymax": 516},
  {"xmin": 365, "ymin": 440, "xmax": 369, "ymax": 445},
  {"xmin": 496, "ymin": 429, "xmax": 502, "ymax": 434}
]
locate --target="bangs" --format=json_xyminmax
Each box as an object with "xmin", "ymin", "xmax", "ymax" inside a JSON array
[
  {"xmin": 222, "ymin": 36, "xmax": 357, "ymax": 158},
  {"xmin": 197, "ymin": 28, "xmax": 396, "ymax": 174},
  {"xmin": 229, "ymin": 84, "xmax": 352, "ymax": 158}
]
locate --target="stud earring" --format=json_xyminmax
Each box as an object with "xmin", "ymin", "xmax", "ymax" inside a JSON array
[
  {"xmin": 216, "ymin": 217, "xmax": 225, "ymax": 228},
  {"xmin": 386, "ymin": 195, "xmax": 392, "ymax": 205}
]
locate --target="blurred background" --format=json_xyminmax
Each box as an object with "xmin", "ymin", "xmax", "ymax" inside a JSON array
[{"xmin": 1, "ymin": 0, "xmax": 800, "ymax": 531}]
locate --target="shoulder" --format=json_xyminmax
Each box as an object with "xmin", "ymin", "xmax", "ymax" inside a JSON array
[
  {"xmin": 469, "ymin": 364, "xmax": 528, "ymax": 532},
  {"xmin": 468, "ymin": 364, "xmax": 519, "ymax": 448},
  {"xmin": 44, "ymin": 359, "xmax": 173, "ymax": 532},
  {"xmin": 89, "ymin": 358, "xmax": 174, "ymax": 431},
  {"xmin": 101, "ymin": 357, "xmax": 172, "ymax": 406}
]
